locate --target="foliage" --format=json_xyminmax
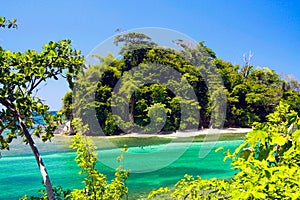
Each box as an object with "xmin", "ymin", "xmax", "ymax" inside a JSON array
[
  {"xmin": 61, "ymin": 91, "xmax": 73, "ymax": 120},
  {"xmin": 68, "ymin": 120, "xmax": 129, "ymax": 199},
  {"xmin": 148, "ymin": 102, "xmax": 300, "ymax": 199},
  {"xmin": 19, "ymin": 186, "xmax": 72, "ymax": 200},
  {"xmin": 218, "ymin": 61, "xmax": 283, "ymax": 127},
  {"xmin": 65, "ymin": 31, "xmax": 300, "ymax": 136},
  {"xmin": 114, "ymin": 32, "xmax": 157, "ymax": 55},
  {"xmin": 1, "ymin": 18, "xmax": 84, "ymax": 198},
  {"xmin": 73, "ymin": 34, "xmax": 216, "ymax": 135},
  {"xmin": 0, "ymin": 39, "xmax": 83, "ymax": 148},
  {"xmin": 0, "ymin": 16, "xmax": 17, "ymax": 29}
]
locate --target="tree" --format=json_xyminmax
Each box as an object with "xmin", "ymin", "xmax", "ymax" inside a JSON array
[
  {"xmin": 280, "ymin": 73, "xmax": 300, "ymax": 114},
  {"xmin": 19, "ymin": 118, "xmax": 129, "ymax": 200},
  {"xmin": 68, "ymin": 119, "xmax": 129, "ymax": 199},
  {"xmin": 66, "ymin": 31, "xmax": 298, "ymax": 136},
  {"xmin": 70, "ymin": 32, "xmax": 228, "ymax": 136},
  {"xmin": 114, "ymin": 32, "xmax": 157, "ymax": 55},
  {"xmin": 71, "ymin": 53, "xmax": 124, "ymax": 135},
  {"xmin": 228, "ymin": 67, "xmax": 283, "ymax": 127},
  {"xmin": 61, "ymin": 91, "xmax": 75, "ymax": 135},
  {"xmin": 0, "ymin": 39, "xmax": 83, "ymax": 199},
  {"xmin": 0, "ymin": 16, "xmax": 17, "ymax": 29},
  {"xmin": 61, "ymin": 91, "xmax": 73, "ymax": 121},
  {"xmin": 148, "ymin": 102, "xmax": 300, "ymax": 199}
]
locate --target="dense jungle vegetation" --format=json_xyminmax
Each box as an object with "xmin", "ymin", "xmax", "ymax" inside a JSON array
[{"xmin": 62, "ymin": 32, "xmax": 300, "ymax": 136}]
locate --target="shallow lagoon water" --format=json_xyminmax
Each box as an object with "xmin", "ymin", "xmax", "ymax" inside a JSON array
[{"xmin": 0, "ymin": 138, "xmax": 242, "ymax": 199}]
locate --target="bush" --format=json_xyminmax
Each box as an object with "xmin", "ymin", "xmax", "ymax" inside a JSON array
[{"xmin": 148, "ymin": 102, "xmax": 300, "ymax": 199}]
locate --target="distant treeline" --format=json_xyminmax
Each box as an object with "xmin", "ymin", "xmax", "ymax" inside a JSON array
[{"xmin": 62, "ymin": 32, "xmax": 300, "ymax": 135}]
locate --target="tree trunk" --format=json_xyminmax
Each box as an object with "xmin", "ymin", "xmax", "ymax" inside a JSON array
[{"xmin": 18, "ymin": 117, "xmax": 55, "ymax": 200}]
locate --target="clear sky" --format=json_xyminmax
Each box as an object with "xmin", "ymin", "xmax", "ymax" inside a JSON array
[{"xmin": 1, "ymin": 0, "xmax": 300, "ymax": 110}]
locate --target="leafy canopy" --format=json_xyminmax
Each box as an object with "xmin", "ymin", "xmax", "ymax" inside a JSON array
[{"xmin": 0, "ymin": 40, "xmax": 84, "ymax": 149}]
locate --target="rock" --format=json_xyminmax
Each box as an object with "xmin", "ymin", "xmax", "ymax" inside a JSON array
[{"xmin": 63, "ymin": 121, "xmax": 75, "ymax": 135}]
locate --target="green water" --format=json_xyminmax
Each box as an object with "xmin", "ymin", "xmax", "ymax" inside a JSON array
[{"xmin": 0, "ymin": 138, "xmax": 242, "ymax": 199}]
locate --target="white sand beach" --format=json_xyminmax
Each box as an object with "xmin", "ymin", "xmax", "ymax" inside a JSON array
[{"xmin": 125, "ymin": 128, "xmax": 252, "ymax": 138}]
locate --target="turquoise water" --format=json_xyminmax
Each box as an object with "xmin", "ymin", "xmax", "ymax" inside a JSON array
[{"xmin": 0, "ymin": 139, "xmax": 242, "ymax": 199}]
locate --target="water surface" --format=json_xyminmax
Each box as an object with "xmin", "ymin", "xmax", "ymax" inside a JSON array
[{"xmin": 0, "ymin": 137, "xmax": 242, "ymax": 199}]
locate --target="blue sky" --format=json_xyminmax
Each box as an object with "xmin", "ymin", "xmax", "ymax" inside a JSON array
[{"xmin": 1, "ymin": 0, "xmax": 300, "ymax": 110}]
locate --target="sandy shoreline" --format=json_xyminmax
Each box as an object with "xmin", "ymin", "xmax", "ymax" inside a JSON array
[
  {"xmin": 124, "ymin": 128, "xmax": 252, "ymax": 138},
  {"xmin": 2, "ymin": 128, "xmax": 251, "ymax": 157},
  {"xmin": 54, "ymin": 128, "xmax": 252, "ymax": 139},
  {"xmin": 56, "ymin": 120, "xmax": 252, "ymax": 139}
]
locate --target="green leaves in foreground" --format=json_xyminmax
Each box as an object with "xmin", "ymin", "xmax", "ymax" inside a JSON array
[
  {"xmin": 0, "ymin": 40, "xmax": 84, "ymax": 149},
  {"xmin": 19, "ymin": 121, "xmax": 129, "ymax": 200},
  {"xmin": 69, "ymin": 128, "xmax": 129, "ymax": 200},
  {"xmin": 149, "ymin": 101, "xmax": 300, "ymax": 199}
]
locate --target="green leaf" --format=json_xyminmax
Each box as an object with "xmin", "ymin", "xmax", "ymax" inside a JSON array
[
  {"xmin": 252, "ymin": 191, "xmax": 266, "ymax": 199},
  {"xmin": 272, "ymin": 133, "xmax": 286, "ymax": 146},
  {"xmin": 215, "ymin": 147, "xmax": 224, "ymax": 152}
]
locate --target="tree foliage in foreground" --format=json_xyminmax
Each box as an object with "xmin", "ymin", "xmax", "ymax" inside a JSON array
[
  {"xmin": 0, "ymin": 15, "xmax": 84, "ymax": 199},
  {"xmin": 20, "ymin": 119, "xmax": 129, "ymax": 200},
  {"xmin": 23, "ymin": 102, "xmax": 300, "ymax": 199},
  {"xmin": 148, "ymin": 102, "xmax": 300, "ymax": 199},
  {"xmin": 0, "ymin": 40, "xmax": 83, "ymax": 148},
  {"xmin": 20, "ymin": 186, "xmax": 72, "ymax": 200},
  {"xmin": 68, "ymin": 119, "xmax": 129, "ymax": 199}
]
